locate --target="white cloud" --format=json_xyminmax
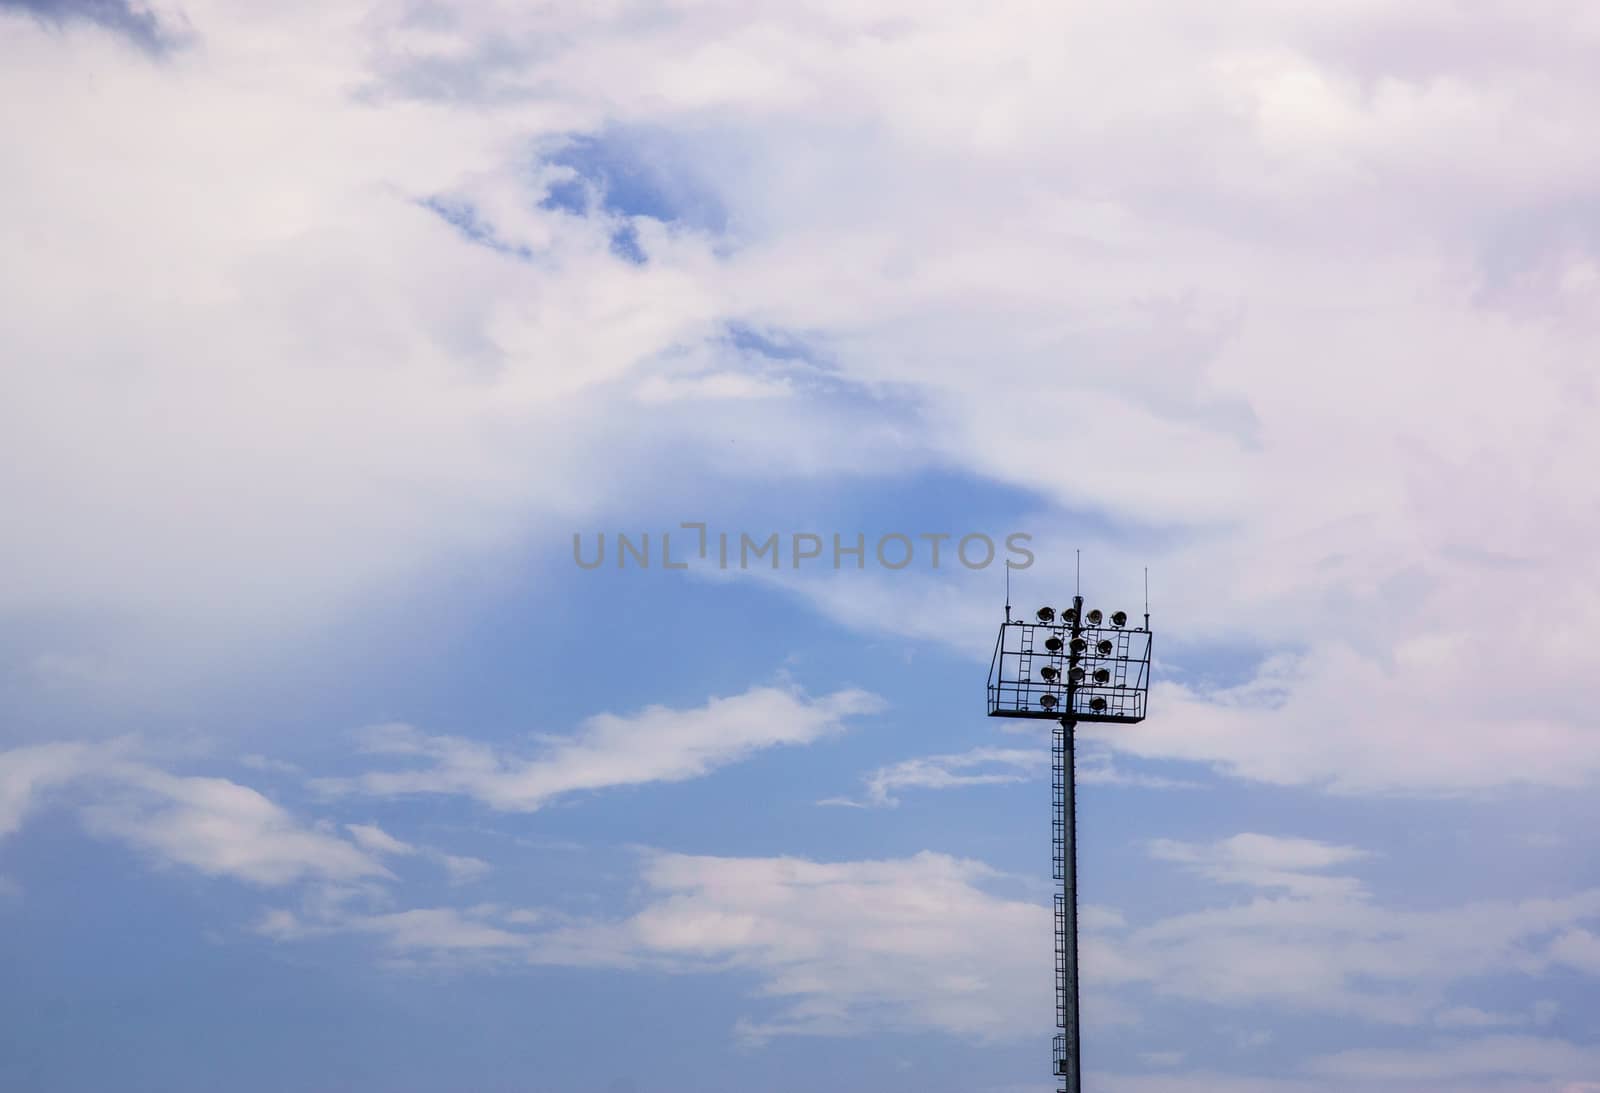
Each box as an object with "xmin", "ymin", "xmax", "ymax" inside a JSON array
[
  {"xmin": 5, "ymin": 0, "xmax": 1600, "ymax": 803},
  {"xmin": 1077, "ymin": 750, "xmax": 1205, "ymax": 791},
  {"xmin": 252, "ymin": 847, "xmax": 1050, "ymax": 1039},
  {"xmin": 635, "ymin": 371, "xmax": 793, "ymax": 403},
  {"xmin": 354, "ymin": 908, "xmax": 529, "ymax": 953},
  {"xmin": 821, "ymin": 743, "xmax": 1195, "ymax": 808},
  {"xmin": 1149, "ymin": 833, "xmax": 1370, "ymax": 896},
  {"xmin": 0, "ymin": 742, "xmax": 387, "ymax": 887},
  {"xmin": 0, "ymin": 681, "xmax": 880, "ymax": 902},
  {"xmin": 0, "ymin": 741, "xmax": 99, "ymax": 838},
  {"xmin": 1433, "ymin": 1003, "xmax": 1559, "ymax": 1030},
  {"xmin": 438, "ymin": 854, "xmax": 492, "ymax": 885},
  {"xmin": 322, "ymin": 685, "xmax": 882, "ymax": 811},
  {"xmin": 1087, "ymin": 835, "xmax": 1600, "ymax": 1026},
  {"xmin": 821, "ymin": 746, "xmax": 1047, "ymax": 808},
  {"xmin": 235, "ymin": 829, "xmax": 1600, "ymax": 1072},
  {"xmin": 557, "ymin": 849, "xmax": 1052, "ymax": 1042},
  {"xmin": 343, "ymin": 822, "xmax": 489, "ymax": 884},
  {"xmin": 81, "ymin": 765, "xmax": 391, "ymax": 887},
  {"xmin": 348, "ymin": 825, "xmax": 492, "ymax": 883},
  {"xmin": 1546, "ymin": 928, "xmax": 1600, "ymax": 975},
  {"xmin": 1095, "ymin": 1077, "xmax": 1323, "ymax": 1093},
  {"xmin": 240, "ymin": 755, "xmax": 302, "ymax": 775},
  {"xmin": 1308, "ymin": 1035, "xmax": 1600, "ymax": 1081},
  {"xmin": 345, "ymin": 822, "xmax": 416, "ymax": 857}
]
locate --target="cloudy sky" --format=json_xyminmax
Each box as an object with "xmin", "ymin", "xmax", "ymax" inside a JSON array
[{"xmin": 4, "ymin": 0, "xmax": 1600, "ymax": 1090}]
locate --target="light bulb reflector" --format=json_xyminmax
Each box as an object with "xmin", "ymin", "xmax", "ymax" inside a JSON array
[
  {"xmin": 1097, "ymin": 639, "xmax": 1114, "ymax": 655},
  {"xmin": 1087, "ymin": 609, "xmax": 1103, "ymax": 625},
  {"xmin": 1111, "ymin": 611, "xmax": 1128, "ymax": 627},
  {"xmin": 1035, "ymin": 606, "xmax": 1055, "ymax": 623}
]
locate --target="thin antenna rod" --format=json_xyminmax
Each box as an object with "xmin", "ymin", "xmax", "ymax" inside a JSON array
[
  {"xmin": 1076, "ymin": 550, "xmax": 1081, "ymax": 596},
  {"xmin": 1005, "ymin": 562, "xmax": 1012, "ymax": 623},
  {"xmin": 1144, "ymin": 567, "xmax": 1150, "ymax": 629}
]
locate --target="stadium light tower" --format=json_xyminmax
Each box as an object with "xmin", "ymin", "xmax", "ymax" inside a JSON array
[{"xmin": 987, "ymin": 583, "xmax": 1152, "ymax": 1093}]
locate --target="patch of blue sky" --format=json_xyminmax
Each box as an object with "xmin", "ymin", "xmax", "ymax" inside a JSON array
[
  {"xmin": 538, "ymin": 175, "xmax": 589, "ymax": 217},
  {"xmin": 0, "ymin": 0, "xmax": 174, "ymax": 54},
  {"xmin": 416, "ymin": 195, "xmax": 533, "ymax": 260},
  {"xmin": 1155, "ymin": 638, "xmax": 1298, "ymax": 693},
  {"xmin": 416, "ymin": 193, "xmax": 534, "ymax": 259},
  {"xmin": 724, "ymin": 322, "xmax": 814, "ymax": 363},
  {"xmin": 539, "ymin": 128, "xmax": 729, "ymax": 233},
  {"xmin": 712, "ymin": 321, "xmax": 921, "ymax": 407},
  {"xmin": 608, "ymin": 221, "xmax": 647, "ymax": 265},
  {"xmin": 0, "ymin": 822, "xmax": 756, "ymax": 1092},
  {"xmin": 532, "ymin": 127, "xmax": 739, "ymax": 265}
]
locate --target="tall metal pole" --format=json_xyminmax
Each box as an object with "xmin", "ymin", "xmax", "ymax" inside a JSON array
[
  {"xmin": 1054, "ymin": 596, "xmax": 1084, "ymax": 1093},
  {"xmin": 1060, "ymin": 719, "xmax": 1082, "ymax": 1093}
]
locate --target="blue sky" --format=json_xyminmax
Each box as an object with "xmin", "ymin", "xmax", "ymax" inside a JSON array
[{"xmin": 4, "ymin": 2, "xmax": 1600, "ymax": 1091}]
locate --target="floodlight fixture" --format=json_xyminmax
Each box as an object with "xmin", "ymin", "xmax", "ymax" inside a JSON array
[
  {"xmin": 1045, "ymin": 636, "xmax": 1064, "ymax": 652},
  {"xmin": 1040, "ymin": 666, "xmax": 1060, "ymax": 681},
  {"xmin": 1089, "ymin": 697, "xmax": 1107, "ymax": 712},
  {"xmin": 1068, "ymin": 666, "xmax": 1085, "ymax": 683},
  {"xmin": 1036, "ymin": 606, "xmax": 1056, "ymax": 623},
  {"xmin": 1096, "ymin": 639, "xmax": 1113, "ymax": 655},
  {"xmin": 1062, "ymin": 607, "xmax": 1078, "ymax": 624},
  {"xmin": 1111, "ymin": 611, "xmax": 1128, "ymax": 627},
  {"xmin": 1086, "ymin": 609, "xmax": 1103, "ymax": 625},
  {"xmin": 1040, "ymin": 693, "xmax": 1058, "ymax": 709},
  {"xmin": 1069, "ymin": 638, "xmax": 1087, "ymax": 655},
  {"xmin": 1093, "ymin": 668, "xmax": 1110, "ymax": 684}
]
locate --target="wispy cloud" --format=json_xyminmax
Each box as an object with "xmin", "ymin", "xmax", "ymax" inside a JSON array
[
  {"xmin": 259, "ymin": 848, "xmax": 1052, "ymax": 1041},
  {"xmin": 318, "ymin": 685, "xmax": 883, "ymax": 812},
  {"xmin": 1, "ymin": 742, "xmax": 387, "ymax": 887},
  {"xmin": 1089, "ymin": 835, "xmax": 1600, "ymax": 1027},
  {"xmin": 1307, "ymin": 1034, "xmax": 1600, "ymax": 1082},
  {"xmin": 822, "ymin": 744, "xmax": 1202, "ymax": 807},
  {"xmin": 79, "ymin": 766, "xmax": 391, "ymax": 887},
  {"xmin": 820, "ymin": 746, "xmax": 1047, "ymax": 808},
  {"xmin": 239, "ymin": 831, "xmax": 1600, "ymax": 1078},
  {"xmin": 1148, "ymin": 833, "xmax": 1370, "ymax": 897},
  {"xmin": 1077, "ymin": 750, "xmax": 1205, "ymax": 791},
  {"xmin": 345, "ymin": 822, "xmax": 492, "ymax": 885},
  {"xmin": 345, "ymin": 822, "xmax": 415, "ymax": 858},
  {"xmin": 20, "ymin": 739, "xmax": 1581, "ymax": 1082},
  {"xmin": 0, "ymin": 741, "xmax": 100, "ymax": 839},
  {"xmin": 1432, "ymin": 1001, "xmax": 1559, "ymax": 1030},
  {"xmin": 240, "ymin": 754, "xmax": 302, "ymax": 776}
]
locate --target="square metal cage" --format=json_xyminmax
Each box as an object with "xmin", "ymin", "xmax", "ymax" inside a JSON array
[{"xmin": 987, "ymin": 616, "xmax": 1151, "ymax": 723}]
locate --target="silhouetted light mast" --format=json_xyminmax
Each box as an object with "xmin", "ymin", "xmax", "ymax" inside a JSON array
[{"xmin": 987, "ymin": 586, "xmax": 1152, "ymax": 1093}]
